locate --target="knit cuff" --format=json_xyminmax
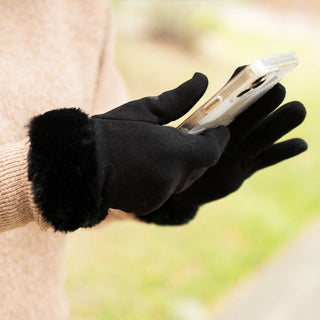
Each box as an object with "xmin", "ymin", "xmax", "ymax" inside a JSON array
[
  {"xmin": 0, "ymin": 139, "xmax": 36, "ymax": 232},
  {"xmin": 28, "ymin": 108, "xmax": 107, "ymax": 232},
  {"xmin": 137, "ymin": 198, "xmax": 199, "ymax": 226}
]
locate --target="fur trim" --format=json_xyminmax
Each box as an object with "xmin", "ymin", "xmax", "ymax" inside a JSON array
[
  {"xmin": 28, "ymin": 108, "xmax": 107, "ymax": 232},
  {"xmin": 137, "ymin": 200, "xmax": 198, "ymax": 226}
]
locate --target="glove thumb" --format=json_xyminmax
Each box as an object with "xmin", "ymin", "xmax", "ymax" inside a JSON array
[{"xmin": 93, "ymin": 72, "xmax": 208, "ymax": 125}]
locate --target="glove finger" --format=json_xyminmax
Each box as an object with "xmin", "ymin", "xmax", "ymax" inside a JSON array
[
  {"xmin": 156, "ymin": 72, "xmax": 208, "ymax": 124},
  {"xmin": 229, "ymin": 83, "xmax": 286, "ymax": 145},
  {"xmin": 244, "ymin": 101, "xmax": 306, "ymax": 157},
  {"xmin": 175, "ymin": 167, "xmax": 208, "ymax": 193},
  {"xmin": 184, "ymin": 126, "xmax": 230, "ymax": 167},
  {"xmin": 251, "ymin": 138, "xmax": 307, "ymax": 172},
  {"xmin": 93, "ymin": 73, "xmax": 208, "ymax": 125}
]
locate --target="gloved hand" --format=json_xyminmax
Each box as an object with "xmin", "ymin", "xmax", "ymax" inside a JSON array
[
  {"xmin": 139, "ymin": 70, "xmax": 307, "ymax": 226},
  {"xmin": 90, "ymin": 74, "xmax": 231, "ymax": 215},
  {"xmin": 28, "ymin": 73, "xmax": 230, "ymax": 232}
]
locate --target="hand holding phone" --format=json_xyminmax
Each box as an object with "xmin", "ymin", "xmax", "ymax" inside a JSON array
[
  {"xmin": 139, "ymin": 71, "xmax": 307, "ymax": 226},
  {"xmin": 178, "ymin": 52, "xmax": 298, "ymax": 134}
]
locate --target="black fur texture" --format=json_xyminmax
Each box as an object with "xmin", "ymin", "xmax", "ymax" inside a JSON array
[{"xmin": 28, "ymin": 108, "xmax": 107, "ymax": 232}]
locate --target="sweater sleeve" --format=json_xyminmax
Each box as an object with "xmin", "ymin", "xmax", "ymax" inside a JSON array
[
  {"xmin": 0, "ymin": 138, "xmax": 51, "ymax": 233},
  {"xmin": 90, "ymin": 3, "xmax": 129, "ymax": 116}
]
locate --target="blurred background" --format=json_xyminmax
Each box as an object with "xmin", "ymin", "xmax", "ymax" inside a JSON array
[{"xmin": 66, "ymin": 1, "xmax": 320, "ymax": 319}]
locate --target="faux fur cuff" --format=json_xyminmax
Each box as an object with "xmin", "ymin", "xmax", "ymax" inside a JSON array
[
  {"xmin": 137, "ymin": 199, "xmax": 198, "ymax": 226},
  {"xmin": 28, "ymin": 108, "xmax": 107, "ymax": 232}
]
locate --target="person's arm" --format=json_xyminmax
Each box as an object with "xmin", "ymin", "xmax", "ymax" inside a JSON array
[
  {"xmin": 26, "ymin": 73, "xmax": 229, "ymax": 232},
  {"xmin": 0, "ymin": 139, "xmax": 51, "ymax": 233}
]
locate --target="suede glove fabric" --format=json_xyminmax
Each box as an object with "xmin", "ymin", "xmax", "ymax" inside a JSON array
[
  {"xmin": 28, "ymin": 73, "xmax": 230, "ymax": 232},
  {"xmin": 139, "ymin": 68, "xmax": 308, "ymax": 226}
]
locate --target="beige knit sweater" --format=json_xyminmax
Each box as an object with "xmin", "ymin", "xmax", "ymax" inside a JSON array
[{"xmin": 0, "ymin": 1, "xmax": 133, "ymax": 318}]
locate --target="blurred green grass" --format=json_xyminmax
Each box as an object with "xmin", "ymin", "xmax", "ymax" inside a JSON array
[{"xmin": 66, "ymin": 4, "xmax": 320, "ymax": 320}]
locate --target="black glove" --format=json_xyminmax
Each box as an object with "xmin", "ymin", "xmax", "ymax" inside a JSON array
[
  {"xmin": 28, "ymin": 73, "xmax": 230, "ymax": 232},
  {"xmin": 139, "ymin": 71, "xmax": 307, "ymax": 226}
]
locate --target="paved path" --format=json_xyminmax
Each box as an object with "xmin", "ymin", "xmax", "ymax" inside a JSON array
[{"xmin": 212, "ymin": 217, "xmax": 320, "ymax": 320}]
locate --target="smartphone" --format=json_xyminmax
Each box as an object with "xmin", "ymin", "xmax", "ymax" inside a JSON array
[{"xmin": 177, "ymin": 52, "xmax": 298, "ymax": 134}]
